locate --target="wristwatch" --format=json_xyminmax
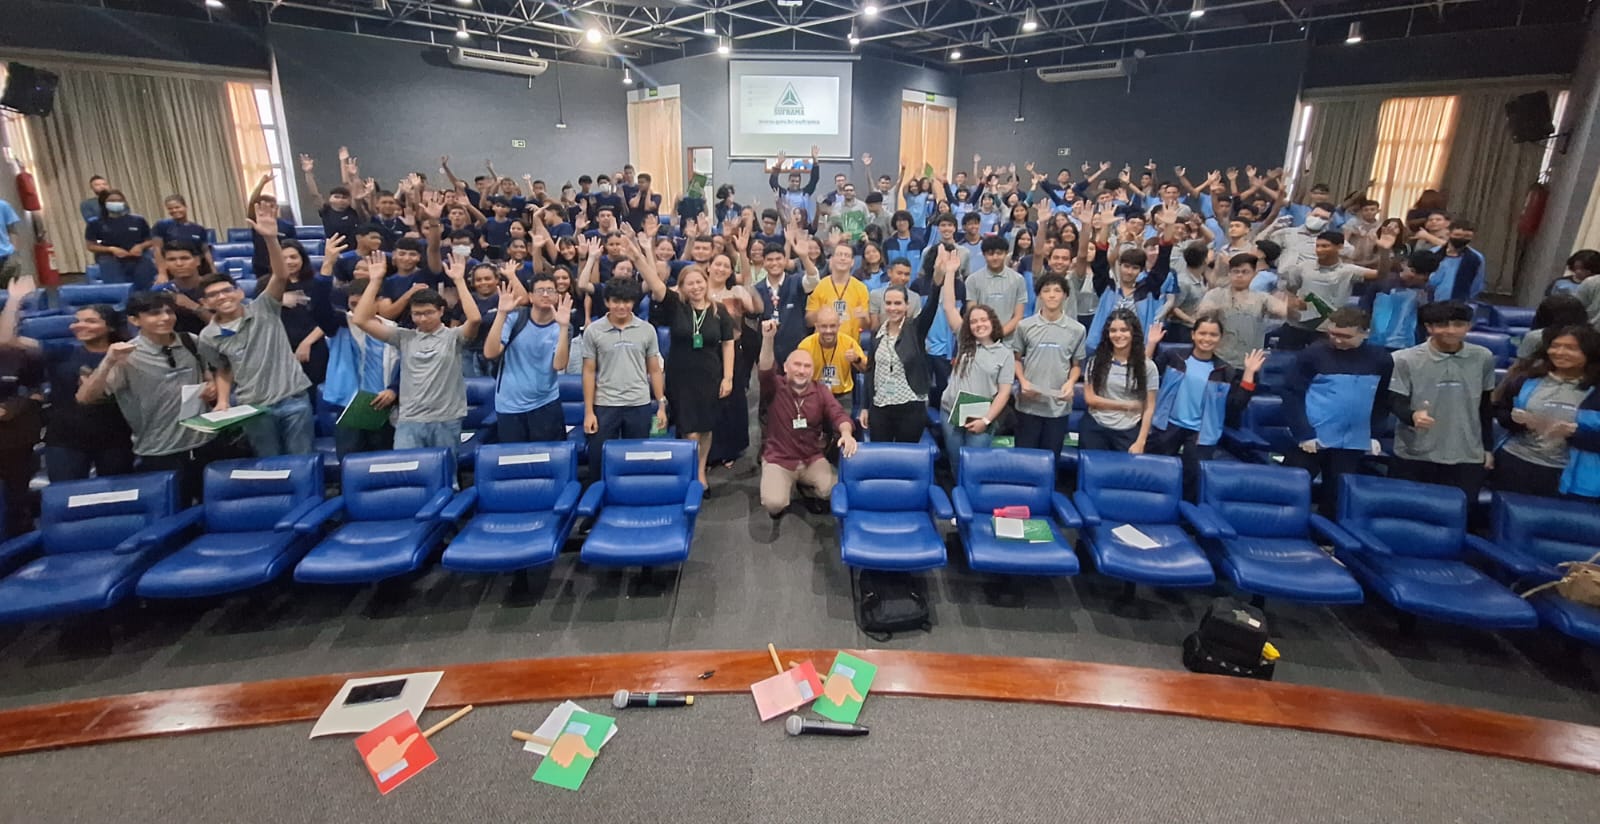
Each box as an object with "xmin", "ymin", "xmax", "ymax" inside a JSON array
[{"xmin": 980, "ymin": 417, "xmax": 992, "ymax": 426}]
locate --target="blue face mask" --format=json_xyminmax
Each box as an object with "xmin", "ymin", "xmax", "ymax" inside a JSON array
[{"xmin": 106, "ymin": 202, "xmax": 127, "ymax": 216}]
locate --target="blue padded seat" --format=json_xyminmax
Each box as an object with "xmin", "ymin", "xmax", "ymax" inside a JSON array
[
  {"xmin": 1464, "ymin": 331, "xmax": 1515, "ymax": 368},
  {"xmin": 1336, "ymin": 475, "xmax": 1537, "ymax": 630},
  {"xmin": 212, "ymin": 241, "xmax": 254, "ymax": 259},
  {"xmin": 0, "ymin": 473, "xmax": 180, "ymax": 622},
  {"xmin": 1191, "ymin": 463, "xmax": 1363, "ymax": 604},
  {"xmin": 441, "ymin": 443, "xmax": 581, "ymax": 573},
  {"xmin": 952, "ymin": 447, "xmax": 1081, "ymax": 576},
  {"xmin": 456, "ymin": 376, "xmax": 499, "ymax": 466},
  {"xmin": 1073, "ymin": 452, "xmax": 1214, "ymax": 588},
  {"xmin": 224, "ymin": 228, "xmax": 253, "ymax": 243},
  {"xmin": 576, "ymin": 440, "xmax": 701, "ymax": 567},
  {"xmin": 1476, "ymin": 492, "xmax": 1600, "ymax": 645},
  {"xmin": 832, "ymin": 442, "xmax": 952, "ymax": 572},
  {"xmin": 58, "ymin": 282, "xmax": 133, "ymax": 312},
  {"xmin": 136, "ymin": 456, "xmax": 324, "ymax": 598},
  {"xmin": 293, "ymin": 449, "xmax": 455, "ymax": 584},
  {"xmin": 557, "ymin": 373, "xmax": 588, "ymax": 461}
]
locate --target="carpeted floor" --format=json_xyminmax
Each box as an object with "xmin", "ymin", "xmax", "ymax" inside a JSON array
[
  {"xmin": 1, "ymin": 696, "xmax": 1594, "ymax": 823},
  {"xmin": 0, "ymin": 448, "xmax": 1597, "ymax": 725}
]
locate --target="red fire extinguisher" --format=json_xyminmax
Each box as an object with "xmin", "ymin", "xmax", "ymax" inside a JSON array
[
  {"xmin": 33, "ymin": 239, "xmax": 59, "ymax": 286},
  {"xmin": 15, "ymin": 167, "xmax": 42, "ymax": 212}
]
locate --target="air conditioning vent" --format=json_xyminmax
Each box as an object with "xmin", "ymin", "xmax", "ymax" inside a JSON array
[
  {"xmin": 447, "ymin": 47, "xmax": 550, "ymax": 77},
  {"xmin": 1035, "ymin": 59, "xmax": 1128, "ymax": 83}
]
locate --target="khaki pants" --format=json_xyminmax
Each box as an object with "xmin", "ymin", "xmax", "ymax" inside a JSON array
[{"xmin": 760, "ymin": 458, "xmax": 836, "ymax": 515}]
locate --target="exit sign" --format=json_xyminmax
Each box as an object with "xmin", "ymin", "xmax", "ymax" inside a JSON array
[
  {"xmin": 925, "ymin": 91, "xmax": 936, "ymax": 102},
  {"xmin": 1056, "ymin": 147, "xmax": 1071, "ymax": 156},
  {"xmin": 647, "ymin": 87, "xmax": 660, "ymax": 98},
  {"xmin": 511, "ymin": 139, "xmax": 528, "ymax": 148}
]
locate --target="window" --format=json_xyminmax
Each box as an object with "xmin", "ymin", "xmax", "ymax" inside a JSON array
[
  {"xmin": 1284, "ymin": 102, "xmax": 1314, "ymax": 195},
  {"xmin": 1368, "ymin": 95, "xmax": 1459, "ymax": 217},
  {"xmin": 1540, "ymin": 90, "xmax": 1570, "ymax": 182},
  {"xmin": 226, "ymin": 81, "xmax": 286, "ymax": 204}
]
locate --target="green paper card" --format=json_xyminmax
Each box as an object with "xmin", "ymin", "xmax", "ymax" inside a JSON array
[
  {"xmin": 812, "ymin": 652, "xmax": 877, "ymax": 724},
  {"xmin": 990, "ymin": 435, "xmax": 1015, "ymax": 448},
  {"xmin": 532, "ymin": 710, "xmax": 614, "ymax": 791}
]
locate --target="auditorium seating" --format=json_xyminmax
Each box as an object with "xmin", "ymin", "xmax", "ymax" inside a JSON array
[
  {"xmin": 833, "ymin": 442, "xmax": 952, "ymax": 572},
  {"xmin": 576, "ymin": 439, "xmax": 700, "ymax": 567},
  {"xmin": 1336, "ymin": 475, "xmax": 1537, "ymax": 630},
  {"xmin": 1073, "ymin": 452, "xmax": 1214, "ymax": 589},
  {"xmin": 556, "ymin": 373, "xmax": 588, "ymax": 462},
  {"xmin": 441, "ymin": 442, "xmax": 580, "ymax": 573},
  {"xmin": 456, "ymin": 376, "xmax": 499, "ymax": 467},
  {"xmin": 1221, "ymin": 394, "xmax": 1296, "ymax": 463},
  {"xmin": 1190, "ymin": 463, "xmax": 1364, "ymax": 604},
  {"xmin": 0, "ymin": 472, "xmax": 180, "ymax": 622},
  {"xmin": 17, "ymin": 314, "xmax": 78, "ymax": 360},
  {"xmin": 135, "ymin": 456, "xmax": 325, "ymax": 598},
  {"xmin": 292, "ymin": 448, "xmax": 455, "ymax": 584},
  {"xmin": 951, "ymin": 447, "xmax": 1080, "ymax": 576},
  {"xmin": 1465, "ymin": 331, "xmax": 1515, "ymax": 368},
  {"xmin": 58, "ymin": 282, "xmax": 133, "ymax": 313},
  {"xmin": 1474, "ymin": 492, "xmax": 1600, "ymax": 645}
]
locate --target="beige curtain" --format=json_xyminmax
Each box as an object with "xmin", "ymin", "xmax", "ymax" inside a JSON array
[
  {"xmin": 897, "ymin": 101, "xmax": 953, "ymax": 183},
  {"xmin": 1438, "ymin": 90, "xmax": 1554, "ymax": 295},
  {"xmin": 922, "ymin": 105, "xmax": 953, "ymax": 179},
  {"xmin": 1302, "ymin": 99, "xmax": 1382, "ymax": 200},
  {"xmin": 1370, "ymin": 95, "xmax": 1459, "ymax": 222},
  {"xmin": 626, "ymin": 97, "xmax": 683, "ymax": 210},
  {"xmin": 24, "ymin": 67, "xmax": 245, "ymax": 273},
  {"xmin": 226, "ymin": 82, "xmax": 274, "ymax": 203},
  {"xmin": 898, "ymin": 102, "xmax": 925, "ymax": 183},
  {"xmin": 1578, "ymin": 170, "xmax": 1600, "ymax": 253}
]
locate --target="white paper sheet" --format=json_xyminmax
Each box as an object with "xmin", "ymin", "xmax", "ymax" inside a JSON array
[
  {"xmin": 67, "ymin": 489, "xmax": 140, "ymax": 508},
  {"xmin": 498, "ymin": 452, "xmax": 551, "ymax": 466},
  {"xmin": 993, "ymin": 517, "xmax": 1025, "ymax": 540},
  {"xmin": 1111, "ymin": 524, "xmax": 1160, "ymax": 550},
  {"xmin": 522, "ymin": 700, "xmax": 619, "ymax": 755},
  {"xmin": 308, "ymin": 671, "xmax": 445, "ymax": 738},
  {"xmin": 230, "ymin": 469, "xmax": 291, "ymax": 480},
  {"xmin": 179, "ymin": 383, "xmax": 205, "ymax": 420},
  {"xmin": 369, "ymin": 461, "xmax": 420, "ymax": 473},
  {"xmin": 199, "ymin": 405, "xmax": 261, "ymax": 424}
]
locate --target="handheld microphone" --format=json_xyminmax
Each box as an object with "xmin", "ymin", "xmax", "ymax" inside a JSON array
[
  {"xmin": 784, "ymin": 715, "xmax": 869, "ymax": 737},
  {"xmin": 612, "ymin": 689, "xmax": 695, "ymax": 709}
]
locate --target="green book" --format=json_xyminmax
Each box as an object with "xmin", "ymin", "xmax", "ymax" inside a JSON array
[
  {"xmin": 686, "ymin": 172, "xmax": 709, "ymax": 201},
  {"xmin": 649, "ymin": 416, "xmax": 668, "ymax": 438},
  {"xmin": 532, "ymin": 710, "xmax": 614, "ymax": 791},
  {"xmin": 922, "ymin": 162, "xmax": 935, "ymax": 179},
  {"xmin": 179, "ymin": 404, "xmax": 265, "ymax": 434},
  {"xmin": 336, "ymin": 391, "xmax": 391, "ymax": 431},
  {"xmin": 993, "ymin": 516, "xmax": 1053, "ymax": 543},
  {"xmin": 947, "ymin": 391, "xmax": 991, "ymax": 428},
  {"xmin": 990, "ymin": 435, "xmax": 1015, "ymax": 448},
  {"xmin": 813, "ymin": 652, "xmax": 878, "ymax": 725},
  {"xmin": 1063, "ymin": 431, "xmax": 1079, "ymax": 448}
]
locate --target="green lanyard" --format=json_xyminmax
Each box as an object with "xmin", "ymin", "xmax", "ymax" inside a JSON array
[{"xmin": 691, "ymin": 305, "xmax": 707, "ymax": 349}]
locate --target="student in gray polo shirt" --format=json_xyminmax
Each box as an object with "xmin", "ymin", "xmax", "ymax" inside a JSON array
[
  {"xmin": 195, "ymin": 202, "xmax": 314, "ymax": 457},
  {"xmin": 578, "ymin": 276, "xmax": 666, "ymax": 481},
  {"xmin": 965, "ymin": 235, "xmax": 1028, "ymax": 337},
  {"xmin": 1387, "ymin": 300, "xmax": 1496, "ymax": 500},
  {"xmin": 351, "ymin": 254, "xmax": 481, "ymax": 450},
  {"xmin": 1012, "ymin": 271, "xmax": 1087, "ymax": 459},
  {"xmin": 1276, "ymin": 231, "xmax": 1379, "ymax": 350}
]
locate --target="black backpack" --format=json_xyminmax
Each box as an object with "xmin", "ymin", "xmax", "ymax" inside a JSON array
[
  {"xmin": 1181, "ymin": 597, "xmax": 1276, "ymax": 680},
  {"xmin": 852, "ymin": 569, "xmax": 931, "ymax": 642}
]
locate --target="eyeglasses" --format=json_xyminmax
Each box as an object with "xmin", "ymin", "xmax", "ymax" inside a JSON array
[
  {"xmin": 532, "ymin": 287, "xmax": 558, "ymax": 295},
  {"xmin": 202, "ymin": 288, "xmax": 235, "ymax": 300}
]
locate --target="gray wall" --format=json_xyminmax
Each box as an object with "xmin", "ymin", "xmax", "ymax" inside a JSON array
[
  {"xmin": 634, "ymin": 54, "xmax": 958, "ymax": 210},
  {"xmin": 1303, "ymin": 24, "xmax": 1583, "ymax": 90},
  {"xmin": 1521, "ymin": 12, "xmax": 1600, "ymax": 304},
  {"xmin": 955, "ymin": 43, "xmax": 1308, "ymax": 182},
  {"xmin": 270, "ymin": 25, "xmax": 627, "ymax": 215}
]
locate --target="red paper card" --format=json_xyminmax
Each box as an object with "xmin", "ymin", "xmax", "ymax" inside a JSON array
[
  {"xmin": 354, "ymin": 711, "xmax": 438, "ymax": 795},
  {"xmin": 750, "ymin": 660, "xmax": 824, "ymax": 720},
  {"xmin": 993, "ymin": 505, "xmax": 1031, "ymax": 519}
]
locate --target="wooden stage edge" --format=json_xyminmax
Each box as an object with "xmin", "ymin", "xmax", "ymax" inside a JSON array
[{"xmin": 3, "ymin": 649, "xmax": 1598, "ymax": 772}]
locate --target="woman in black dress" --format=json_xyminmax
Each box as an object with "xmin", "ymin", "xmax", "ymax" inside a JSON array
[{"xmin": 635, "ymin": 236, "xmax": 734, "ymax": 487}]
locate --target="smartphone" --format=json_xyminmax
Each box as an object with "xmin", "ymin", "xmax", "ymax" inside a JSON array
[{"xmin": 344, "ymin": 678, "xmax": 407, "ymax": 706}]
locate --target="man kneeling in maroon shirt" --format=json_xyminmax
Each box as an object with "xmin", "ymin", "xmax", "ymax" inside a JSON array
[{"xmin": 758, "ymin": 318, "xmax": 859, "ymax": 518}]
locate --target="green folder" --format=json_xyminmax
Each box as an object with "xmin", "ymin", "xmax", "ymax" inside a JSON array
[
  {"xmin": 179, "ymin": 405, "xmax": 265, "ymax": 434},
  {"xmin": 993, "ymin": 516, "xmax": 1053, "ymax": 543},
  {"xmin": 336, "ymin": 391, "xmax": 391, "ymax": 431},
  {"xmin": 922, "ymin": 162, "xmax": 935, "ymax": 179},
  {"xmin": 990, "ymin": 436, "xmax": 1015, "ymax": 448},
  {"xmin": 947, "ymin": 392, "xmax": 991, "ymax": 427},
  {"xmin": 649, "ymin": 416, "xmax": 668, "ymax": 438},
  {"xmin": 686, "ymin": 172, "xmax": 709, "ymax": 201},
  {"xmin": 532, "ymin": 710, "xmax": 614, "ymax": 791},
  {"xmin": 813, "ymin": 652, "xmax": 878, "ymax": 725}
]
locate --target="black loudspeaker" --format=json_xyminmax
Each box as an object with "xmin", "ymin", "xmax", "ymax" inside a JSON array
[
  {"xmin": 1504, "ymin": 91, "xmax": 1554, "ymax": 144},
  {"xmin": 0, "ymin": 62, "xmax": 58, "ymax": 116}
]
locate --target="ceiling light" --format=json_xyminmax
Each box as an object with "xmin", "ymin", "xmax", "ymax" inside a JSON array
[
  {"xmin": 586, "ymin": 26, "xmax": 604, "ymax": 44},
  {"xmin": 848, "ymin": 28, "xmax": 860, "ymax": 46},
  {"xmin": 206, "ymin": 0, "xmax": 224, "ymax": 8},
  {"xmin": 776, "ymin": 0, "xmax": 802, "ymax": 6},
  {"xmin": 455, "ymin": 19, "xmax": 470, "ymax": 40},
  {"xmin": 1022, "ymin": 9, "xmax": 1038, "ymax": 32},
  {"xmin": 623, "ymin": 67, "xmax": 633, "ymax": 84},
  {"xmin": 1189, "ymin": 0, "xmax": 1205, "ymax": 19},
  {"xmin": 455, "ymin": 0, "xmax": 473, "ymax": 6},
  {"xmin": 703, "ymin": 14, "xmax": 716, "ymax": 35},
  {"xmin": 718, "ymin": 37, "xmax": 732, "ymax": 56},
  {"xmin": 949, "ymin": 48, "xmax": 962, "ymax": 60},
  {"xmin": 862, "ymin": 2, "xmax": 880, "ymax": 17},
  {"xmin": 555, "ymin": 121, "xmax": 568, "ymax": 129},
  {"xmin": 1345, "ymin": 21, "xmax": 1363, "ymax": 43},
  {"xmin": 371, "ymin": 0, "xmax": 388, "ymax": 10}
]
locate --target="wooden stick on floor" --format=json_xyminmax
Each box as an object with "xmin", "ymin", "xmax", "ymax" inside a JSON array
[
  {"xmin": 767, "ymin": 643, "xmax": 783, "ymax": 675},
  {"xmin": 511, "ymin": 730, "xmax": 554, "ymax": 746},
  {"xmin": 422, "ymin": 704, "xmax": 474, "ymax": 738}
]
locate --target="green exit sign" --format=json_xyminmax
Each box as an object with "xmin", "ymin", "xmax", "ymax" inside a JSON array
[
  {"xmin": 925, "ymin": 91, "xmax": 936, "ymax": 102},
  {"xmin": 647, "ymin": 87, "xmax": 659, "ymax": 98},
  {"xmin": 510, "ymin": 139, "xmax": 527, "ymax": 148}
]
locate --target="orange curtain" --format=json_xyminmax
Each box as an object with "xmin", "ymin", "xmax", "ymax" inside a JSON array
[
  {"xmin": 922, "ymin": 104, "xmax": 952, "ymax": 179},
  {"xmin": 226, "ymin": 82, "xmax": 273, "ymax": 200},
  {"xmin": 626, "ymin": 97, "xmax": 683, "ymax": 210},
  {"xmin": 898, "ymin": 101, "xmax": 954, "ymax": 186},
  {"xmin": 899, "ymin": 102, "xmax": 925, "ymax": 182},
  {"xmin": 1369, "ymin": 95, "xmax": 1459, "ymax": 218}
]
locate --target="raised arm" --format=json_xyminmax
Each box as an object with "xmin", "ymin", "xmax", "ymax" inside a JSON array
[
  {"xmin": 444, "ymin": 255, "xmax": 481, "ymax": 341},
  {"xmin": 250, "ymin": 200, "xmax": 291, "ymax": 301},
  {"xmin": 352, "ymin": 263, "xmax": 397, "ymax": 343},
  {"xmin": 299, "ymin": 154, "xmax": 322, "ymax": 203},
  {"xmin": 938, "ymin": 246, "xmax": 964, "ymax": 334}
]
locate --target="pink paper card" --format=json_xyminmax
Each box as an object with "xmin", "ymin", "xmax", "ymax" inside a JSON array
[
  {"xmin": 354, "ymin": 711, "xmax": 438, "ymax": 795},
  {"xmin": 750, "ymin": 660, "xmax": 824, "ymax": 720}
]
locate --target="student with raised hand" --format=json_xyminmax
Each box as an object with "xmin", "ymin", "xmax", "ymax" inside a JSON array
[
  {"xmin": 757, "ymin": 318, "xmax": 857, "ymax": 519},
  {"xmin": 1386, "ymin": 300, "xmax": 1496, "ymax": 500},
  {"xmin": 482, "ymin": 272, "xmax": 570, "ymax": 444},
  {"xmin": 1492, "ymin": 326, "xmax": 1600, "ymax": 501},
  {"xmin": 965, "ymin": 235, "xmax": 1027, "ymax": 338},
  {"xmin": 1275, "ymin": 230, "xmax": 1380, "ymax": 351},
  {"xmin": 151, "ymin": 194, "xmax": 214, "ymax": 280},
  {"xmin": 378, "ymin": 218, "xmax": 446, "ymax": 327},
  {"xmin": 0, "ymin": 278, "xmax": 67, "ymax": 518},
  {"xmin": 1011, "ymin": 271, "xmax": 1086, "ymax": 460},
  {"xmin": 1079, "ymin": 308, "xmax": 1158, "ymax": 455},
  {"xmin": 1281, "ymin": 307, "xmax": 1393, "ymax": 512},
  {"xmin": 936, "ymin": 245, "xmax": 1014, "ymax": 475},
  {"xmin": 1197, "ymin": 252, "xmax": 1301, "ymax": 366},
  {"xmin": 1146, "ymin": 314, "xmax": 1262, "ymax": 491},
  {"xmin": 351, "ymin": 252, "xmax": 480, "ymax": 450},
  {"xmin": 243, "ymin": 173, "xmax": 298, "ymax": 279},
  {"xmin": 300, "ymin": 154, "xmax": 365, "ymax": 241},
  {"xmin": 455, "ymin": 262, "xmax": 505, "ymax": 378},
  {"xmin": 770, "ymin": 147, "xmax": 822, "ymax": 226},
  {"xmin": 754, "ymin": 228, "xmax": 817, "ymax": 366},
  {"xmin": 308, "ymin": 256, "xmax": 398, "ymax": 458},
  {"xmin": 1084, "ymin": 205, "xmax": 1176, "ymax": 354},
  {"xmin": 84, "ymin": 189, "xmax": 155, "ymax": 289}
]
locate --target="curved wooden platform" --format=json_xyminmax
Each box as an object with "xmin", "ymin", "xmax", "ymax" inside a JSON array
[{"xmin": 2, "ymin": 649, "xmax": 1598, "ymax": 773}]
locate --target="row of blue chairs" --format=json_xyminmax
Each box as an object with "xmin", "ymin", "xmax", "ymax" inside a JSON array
[
  {"xmin": 0, "ymin": 440, "xmax": 701, "ymax": 624},
  {"xmin": 833, "ymin": 445, "xmax": 1599, "ymax": 645}
]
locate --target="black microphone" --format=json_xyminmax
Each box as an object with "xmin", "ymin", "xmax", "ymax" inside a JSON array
[
  {"xmin": 784, "ymin": 715, "xmax": 869, "ymax": 737},
  {"xmin": 612, "ymin": 689, "xmax": 695, "ymax": 709}
]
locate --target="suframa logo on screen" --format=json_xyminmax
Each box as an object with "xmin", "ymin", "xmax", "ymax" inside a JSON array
[{"xmin": 774, "ymin": 83, "xmax": 805, "ymax": 116}]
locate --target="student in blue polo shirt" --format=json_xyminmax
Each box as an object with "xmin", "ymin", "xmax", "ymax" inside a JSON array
[
  {"xmin": 912, "ymin": 216, "xmax": 970, "ymax": 410},
  {"xmin": 84, "ymin": 190, "xmax": 155, "ymax": 289},
  {"xmin": 1282, "ymin": 307, "xmax": 1394, "ymax": 512},
  {"xmin": 151, "ymin": 194, "xmax": 213, "ymax": 278},
  {"xmin": 1146, "ymin": 313, "xmax": 1263, "ymax": 493},
  {"xmin": 484, "ymin": 271, "xmax": 570, "ymax": 442},
  {"xmin": 482, "ymin": 198, "xmax": 516, "ymax": 249}
]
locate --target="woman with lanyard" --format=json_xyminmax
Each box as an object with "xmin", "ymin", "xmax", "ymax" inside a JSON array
[
  {"xmin": 85, "ymin": 189, "xmax": 155, "ymax": 289},
  {"xmin": 1492, "ymin": 326, "xmax": 1600, "ymax": 501},
  {"xmin": 635, "ymin": 237, "xmax": 735, "ymax": 487},
  {"xmin": 707, "ymin": 246, "xmax": 760, "ymax": 469},
  {"xmin": 0, "ymin": 274, "xmax": 133, "ymax": 483},
  {"xmin": 859, "ymin": 272, "xmax": 942, "ymax": 445},
  {"xmin": 933, "ymin": 245, "xmax": 1014, "ymax": 477}
]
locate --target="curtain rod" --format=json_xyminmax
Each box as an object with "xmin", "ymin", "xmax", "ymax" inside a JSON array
[
  {"xmin": 0, "ymin": 47, "xmax": 270, "ymax": 83},
  {"xmin": 1303, "ymin": 74, "xmax": 1570, "ymax": 101}
]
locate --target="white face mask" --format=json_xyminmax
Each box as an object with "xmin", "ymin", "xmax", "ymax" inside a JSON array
[
  {"xmin": 1304, "ymin": 216, "xmax": 1328, "ymax": 232},
  {"xmin": 451, "ymin": 244, "xmax": 472, "ymax": 259}
]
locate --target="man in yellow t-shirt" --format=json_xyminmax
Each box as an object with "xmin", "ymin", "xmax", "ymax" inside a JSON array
[
  {"xmin": 805, "ymin": 245, "xmax": 872, "ymax": 343},
  {"xmin": 795, "ymin": 307, "xmax": 867, "ymax": 414}
]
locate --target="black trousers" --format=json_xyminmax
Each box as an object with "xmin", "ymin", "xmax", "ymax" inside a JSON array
[
  {"xmin": 1283, "ymin": 447, "xmax": 1363, "ymax": 513},
  {"xmin": 138, "ymin": 436, "xmax": 254, "ymax": 506},
  {"xmin": 1490, "ymin": 449, "xmax": 1563, "ymax": 498},
  {"xmin": 1015, "ymin": 412, "xmax": 1071, "ymax": 460},
  {"xmin": 1077, "ymin": 415, "xmax": 1139, "ymax": 453},
  {"xmin": 871, "ymin": 400, "xmax": 926, "ymax": 444},
  {"xmin": 1392, "ymin": 457, "xmax": 1488, "ymax": 503},
  {"xmin": 1147, "ymin": 425, "xmax": 1215, "ymax": 498},
  {"xmin": 0, "ymin": 446, "xmax": 37, "ymax": 538}
]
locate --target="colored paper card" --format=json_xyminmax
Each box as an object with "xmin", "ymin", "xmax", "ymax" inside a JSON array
[
  {"xmin": 522, "ymin": 701, "xmax": 619, "ymax": 755},
  {"xmin": 812, "ymin": 652, "xmax": 878, "ymax": 724},
  {"xmin": 532, "ymin": 710, "xmax": 615, "ymax": 791},
  {"xmin": 311, "ymin": 671, "xmax": 444, "ymax": 738},
  {"xmin": 354, "ymin": 711, "xmax": 437, "ymax": 795},
  {"xmin": 751, "ymin": 660, "xmax": 824, "ymax": 721}
]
